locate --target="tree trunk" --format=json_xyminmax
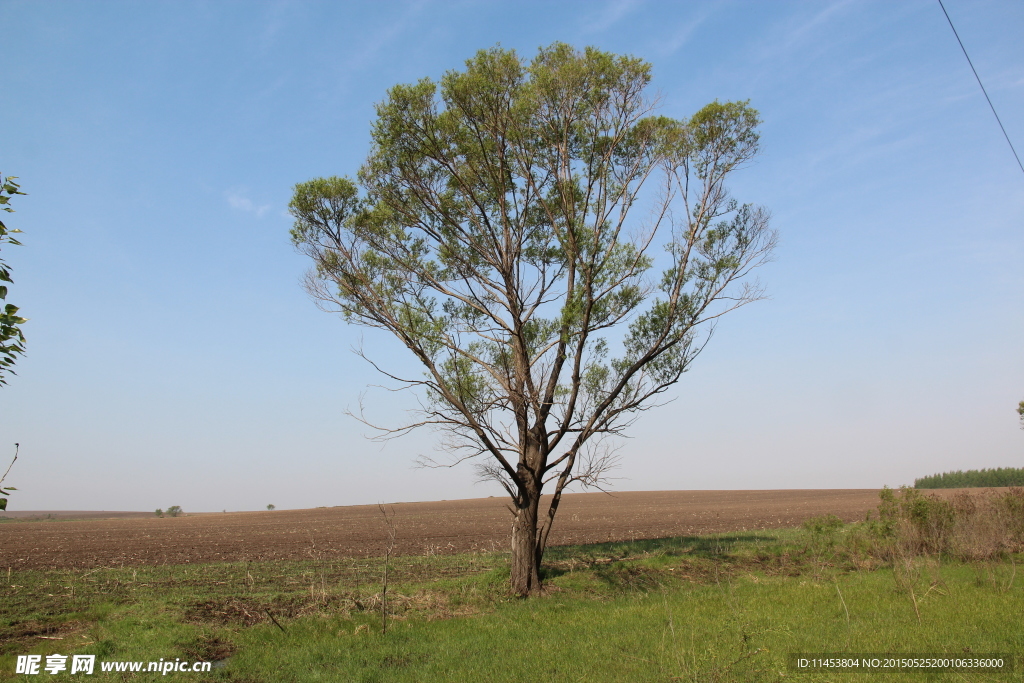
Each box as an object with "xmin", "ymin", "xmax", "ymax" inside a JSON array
[{"xmin": 510, "ymin": 486, "xmax": 542, "ymax": 597}]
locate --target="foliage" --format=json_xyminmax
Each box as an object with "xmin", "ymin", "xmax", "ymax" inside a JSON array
[
  {"xmin": 1018, "ymin": 398, "xmax": 1023, "ymax": 428},
  {"xmin": 155, "ymin": 509, "xmax": 164, "ymax": 517},
  {"xmin": 802, "ymin": 513, "xmax": 844, "ymax": 536},
  {"xmin": 267, "ymin": 504, "xmax": 276, "ymax": 511},
  {"xmin": 290, "ymin": 43, "xmax": 775, "ymax": 595},
  {"xmin": 166, "ymin": 505, "xmax": 183, "ymax": 517},
  {"xmin": 915, "ymin": 467, "xmax": 1024, "ymax": 488},
  {"xmin": 0, "ymin": 173, "xmax": 28, "ymax": 386},
  {"xmin": 0, "ymin": 444, "xmax": 18, "ymax": 512},
  {"xmin": 801, "ymin": 513, "xmax": 844, "ymax": 553}
]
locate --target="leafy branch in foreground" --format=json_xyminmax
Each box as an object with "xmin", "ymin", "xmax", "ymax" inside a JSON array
[
  {"xmin": 0, "ymin": 173, "xmax": 27, "ymax": 386},
  {"xmin": 290, "ymin": 43, "xmax": 776, "ymax": 596},
  {"xmin": 0, "ymin": 443, "xmax": 19, "ymax": 511}
]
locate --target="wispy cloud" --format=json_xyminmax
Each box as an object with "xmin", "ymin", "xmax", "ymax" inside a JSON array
[
  {"xmin": 340, "ymin": 0, "xmax": 430, "ymax": 74},
  {"xmin": 753, "ymin": 0, "xmax": 857, "ymax": 62},
  {"xmin": 582, "ymin": 0, "xmax": 644, "ymax": 35},
  {"xmin": 226, "ymin": 188, "xmax": 271, "ymax": 218},
  {"xmin": 652, "ymin": 8, "xmax": 714, "ymax": 57},
  {"xmin": 257, "ymin": 0, "xmax": 293, "ymax": 53}
]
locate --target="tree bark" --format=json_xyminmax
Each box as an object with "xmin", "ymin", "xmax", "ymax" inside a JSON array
[{"xmin": 510, "ymin": 484, "xmax": 542, "ymax": 597}]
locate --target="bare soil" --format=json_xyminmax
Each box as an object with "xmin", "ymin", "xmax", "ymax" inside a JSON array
[
  {"xmin": 0, "ymin": 488, "xmax": 992, "ymax": 570},
  {"xmin": 0, "ymin": 511, "xmax": 159, "ymax": 521}
]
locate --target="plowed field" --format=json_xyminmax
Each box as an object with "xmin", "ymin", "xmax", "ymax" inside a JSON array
[{"xmin": 0, "ymin": 489, "xmax": 986, "ymax": 570}]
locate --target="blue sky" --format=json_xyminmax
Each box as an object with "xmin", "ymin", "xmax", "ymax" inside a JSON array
[{"xmin": 3, "ymin": 0, "xmax": 1022, "ymax": 512}]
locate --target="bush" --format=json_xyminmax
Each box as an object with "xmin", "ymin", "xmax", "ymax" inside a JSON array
[
  {"xmin": 872, "ymin": 486, "xmax": 1024, "ymax": 561},
  {"xmin": 802, "ymin": 514, "xmax": 844, "ymax": 536},
  {"xmin": 166, "ymin": 505, "xmax": 183, "ymax": 517}
]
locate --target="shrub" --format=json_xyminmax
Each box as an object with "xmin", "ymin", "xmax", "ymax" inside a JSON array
[
  {"xmin": 802, "ymin": 514, "xmax": 844, "ymax": 536},
  {"xmin": 872, "ymin": 486, "xmax": 1024, "ymax": 561}
]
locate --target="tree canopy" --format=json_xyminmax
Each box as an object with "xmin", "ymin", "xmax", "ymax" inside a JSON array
[{"xmin": 290, "ymin": 43, "xmax": 775, "ymax": 595}]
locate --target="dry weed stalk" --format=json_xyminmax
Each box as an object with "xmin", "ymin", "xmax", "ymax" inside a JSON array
[
  {"xmin": 305, "ymin": 532, "xmax": 328, "ymax": 606},
  {"xmin": 378, "ymin": 504, "xmax": 397, "ymax": 634}
]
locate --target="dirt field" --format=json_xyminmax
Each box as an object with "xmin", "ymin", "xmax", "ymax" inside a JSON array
[
  {"xmin": 0, "ymin": 511, "xmax": 157, "ymax": 521},
  {"xmin": 0, "ymin": 488, "xmax": 989, "ymax": 570}
]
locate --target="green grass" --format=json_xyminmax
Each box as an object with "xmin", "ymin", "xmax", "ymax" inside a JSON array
[
  {"xmin": 2, "ymin": 528, "xmax": 1021, "ymax": 682},
  {"xmin": 230, "ymin": 564, "xmax": 1021, "ymax": 683}
]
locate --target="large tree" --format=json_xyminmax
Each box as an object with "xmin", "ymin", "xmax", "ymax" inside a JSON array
[
  {"xmin": 290, "ymin": 44, "xmax": 776, "ymax": 596},
  {"xmin": 0, "ymin": 173, "xmax": 27, "ymax": 387}
]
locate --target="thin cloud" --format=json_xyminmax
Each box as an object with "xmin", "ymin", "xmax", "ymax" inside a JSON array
[
  {"xmin": 340, "ymin": 0, "xmax": 430, "ymax": 74},
  {"xmin": 752, "ymin": 0, "xmax": 857, "ymax": 63},
  {"xmin": 652, "ymin": 8, "xmax": 714, "ymax": 57},
  {"xmin": 582, "ymin": 0, "xmax": 644, "ymax": 35},
  {"xmin": 226, "ymin": 188, "xmax": 271, "ymax": 218},
  {"xmin": 258, "ymin": 0, "xmax": 293, "ymax": 53}
]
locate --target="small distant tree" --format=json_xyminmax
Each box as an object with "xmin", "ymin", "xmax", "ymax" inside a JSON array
[
  {"xmin": 1, "ymin": 173, "xmax": 28, "ymax": 386},
  {"xmin": 1018, "ymin": 399, "xmax": 1023, "ymax": 429},
  {"xmin": 155, "ymin": 508, "xmax": 164, "ymax": 517},
  {"xmin": 291, "ymin": 43, "xmax": 775, "ymax": 596},
  {"xmin": 166, "ymin": 505, "xmax": 183, "ymax": 517},
  {"xmin": 266, "ymin": 504, "xmax": 276, "ymax": 511}
]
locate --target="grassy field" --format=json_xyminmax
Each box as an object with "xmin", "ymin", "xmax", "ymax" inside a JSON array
[{"xmin": 3, "ymin": 503, "xmax": 1022, "ymax": 682}]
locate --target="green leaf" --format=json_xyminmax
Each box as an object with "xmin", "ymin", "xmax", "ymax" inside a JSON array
[{"xmin": 0, "ymin": 498, "xmax": 6, "ymax": 511}]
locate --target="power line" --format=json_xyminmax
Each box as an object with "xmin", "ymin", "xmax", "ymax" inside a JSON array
[{"xmin": 937, "ymin": 0, "xmax": 1024, "ymax": 177}]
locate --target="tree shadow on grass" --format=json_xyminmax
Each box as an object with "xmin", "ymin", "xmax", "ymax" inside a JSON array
[
  {"xmin": 546, "ymin": 533, "xmax": 780, "ymax": 561},
  {"xmin": 540, "ymin": 533, "xmax": 783, "ymax": 582}
]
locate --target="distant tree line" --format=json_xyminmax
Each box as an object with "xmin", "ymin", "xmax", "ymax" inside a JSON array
[{"xmin": 915, "ymin": 467, "xmax": 1024, "ymax": 489}]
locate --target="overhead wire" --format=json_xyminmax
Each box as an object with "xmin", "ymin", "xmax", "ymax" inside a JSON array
[{"xmin": 936, "ymin": 0, "xmax": 1024, "ymax": 177}]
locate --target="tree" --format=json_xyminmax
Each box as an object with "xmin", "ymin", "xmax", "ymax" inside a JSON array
[
  {"xmin": 290, "ymin": 44, "xmax": 776, "ymax": 596},
  {"xmin": 0, "ymin": 173, "xmax": 28, "ymax": 386},
  {"xmin": 1018, "ymin": 399, "xmax": 1023, "ymax": 429}
]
